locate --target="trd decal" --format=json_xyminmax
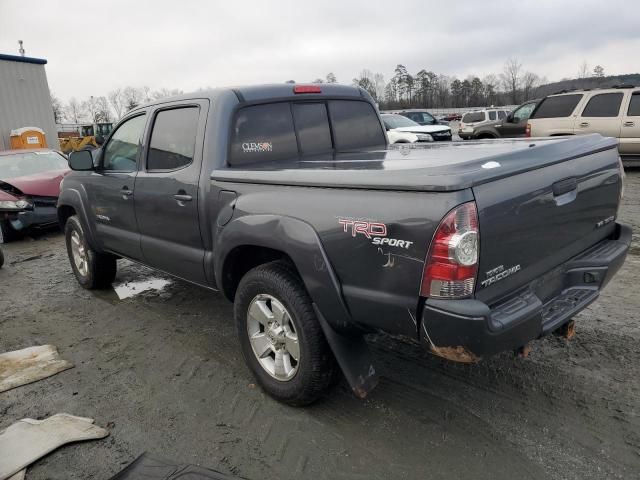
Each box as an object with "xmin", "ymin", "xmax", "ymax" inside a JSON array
[
  {"xmin": 372, "ymin": 237, "xmax": 413, "ymax": 249},
  {"xmin": 338, "ymin": 218, "xmax": 387, "ymax": 239},
  {"xmin": 337, "ymin": 217, "xmax": 413, "ymax": 250}
]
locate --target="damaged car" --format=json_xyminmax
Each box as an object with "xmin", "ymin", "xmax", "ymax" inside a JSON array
[{"xmin": 0, "ymin": 149, "xmax": 70, "ymax": 240}]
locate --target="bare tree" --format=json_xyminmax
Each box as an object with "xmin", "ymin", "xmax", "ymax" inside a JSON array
[
  {"xmin": 374, "ymin": 73, "xmax": 386, "ymax": 103},
  {"xmin": 352, "ymin": 69, "xmax": 377, "ymax": 99},
  {"xmin": 578, "ymin": 61, "xmax": 590, "ymax": 79},
  {"xmin": 325, "ymin": 72, "xmax": 337, "ymax": 83},
  {"xmin": 522, "ymin": 72, "xmax": 540, "ymax": 101},
  {"xmin": 501, "ymin": 58, "xmax": 522, "ymax": 105},
  {"xmin": 94, "ymin": 96, "xmax": 112, "ymax": 122},
  {"xmin": 82, "ymin": 96, "xmax": 99, "ymax": 123},
  {"xmin": 65, "ymin": 98, "xmax": 86, "ymax": 124},
  {"xmin": 50, "ymin": 92, "xmax": 64, "ymax": 123},
  {"xmin": 151, "ymin": 88, "xmax": 183, "ymax": 100},
  {"xmin": 108, "ymin": 88, "xmax": 125, "ymax": 120},
  {"xmin": 122, "ymin": 87, "xmax": 143, "ymax": 112}
]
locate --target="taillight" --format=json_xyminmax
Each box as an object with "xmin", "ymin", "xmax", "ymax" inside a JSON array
[
  {"xmin": 525, "ymin": 123, "xmax": 531, "ymax": 137},
  {"xmin": 293, "ymin": 85, "xmax": 322, "ymax": 94},
  {"xmin": 421, "ymin": 202, "xmax": 479, "ymax": 298}
]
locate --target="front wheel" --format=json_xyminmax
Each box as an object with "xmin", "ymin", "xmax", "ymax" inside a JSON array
[
  {"xmin": 234, "ymin": 261, "xmax": 337, "ymax": 406},
  {"xmin": 65, "ymin": 215, "xmax": 117, "ymax": 289}
]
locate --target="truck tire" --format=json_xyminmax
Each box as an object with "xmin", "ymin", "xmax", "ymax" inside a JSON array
[
  {"xmin": 234, "ymin": 261, "xmax": 337, "ymax": 406},
  {"xmin": 64, "ymin": 215, "xmax": 117, "ymax": 289},
  {"xmin": 0, "ymin": 220, "xmax": 23, "ymax": 242}
]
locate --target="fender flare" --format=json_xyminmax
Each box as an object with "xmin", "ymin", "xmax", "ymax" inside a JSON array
[
  {"xmin": 214, "ymin": 214, "xmax": 353, "ymax": 332},
  {"xmin": 57, "ymin": 187, "xmax": 99, "ymax": 250}
]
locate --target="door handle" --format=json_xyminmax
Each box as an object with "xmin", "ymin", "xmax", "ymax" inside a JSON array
[
  {"xmin": 579, "ymin": 122, "xmax": 590, "ymax": 127},
  {"xmin": 120, "ymin": 187, "xmax": 133, "ymax": 199},
  {"xmin": 623, "ymin": 121, "xmax": 635, "ymax": 127},
  {"xmin": 173, "ymin": 194, "xmax": 193, "ymax": 203}
]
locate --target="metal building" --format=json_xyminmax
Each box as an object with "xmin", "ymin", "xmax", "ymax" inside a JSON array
[{"xmin": 0, "ymin": 53, "xmax": 57, "ymax": 151}]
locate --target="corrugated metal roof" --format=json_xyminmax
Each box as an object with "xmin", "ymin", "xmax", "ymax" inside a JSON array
[{"xmin": 0, "ymin": 53, "xmax": 47, "ymax": 65}]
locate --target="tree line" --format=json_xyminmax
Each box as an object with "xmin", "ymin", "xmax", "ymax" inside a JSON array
[{"xmin": 52, "ymin": 58, "xmax": 614, "ymax": 125}]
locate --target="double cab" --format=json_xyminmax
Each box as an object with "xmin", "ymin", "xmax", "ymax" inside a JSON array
[{"xmin": 58, "ymin": 83, "xmax": 630, "ymax": 405}]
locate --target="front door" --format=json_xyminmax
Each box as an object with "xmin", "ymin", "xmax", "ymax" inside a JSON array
[
  {"xmin": 574, "ymin": 92, "xmax": 624, "ymax": 139},
  {"xmin": 87, "ymin": 113, "xmax": 147, "ymax": 260},
  {"xmin": 498, "ymin": 102, "xmax": 537, "ymax": 137},
  {"xmin": 134, "ymin": 104, "xmax": 207, "ymax": 284}
]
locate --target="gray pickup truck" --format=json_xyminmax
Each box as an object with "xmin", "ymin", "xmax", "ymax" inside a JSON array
[{"xmin": 58, "ymin": 83, "xmax": 630, "ymax": 406}]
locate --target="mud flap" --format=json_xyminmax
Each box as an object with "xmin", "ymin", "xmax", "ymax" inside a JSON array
[{"xmin": 313, "ymin": 304, "xmax": 378, "ymax": 398}]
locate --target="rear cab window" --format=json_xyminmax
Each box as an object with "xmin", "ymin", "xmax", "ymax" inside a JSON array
[
  {"xmin": 531, "ymin": 94, "xmax": 583, "ymax": 118},
  {"xmin": 580, "ymin": 93, "xmax": 624, "ymax": 117},
  {"xmin": 229, "ymin": 100, "xmax": 385, "ymax": 166}
]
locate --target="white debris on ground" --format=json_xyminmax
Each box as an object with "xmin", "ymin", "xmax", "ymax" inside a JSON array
[
  {"xmin": 0, "ymin": 345, "xmax": 73, "ymax": 393},
  {"xmin": 0, "ymin": 414, "xmax": 109, "ymax": 480},
  {"xmin": 113, "ymin": 278, "xmax": 172, "ymax": 300}
]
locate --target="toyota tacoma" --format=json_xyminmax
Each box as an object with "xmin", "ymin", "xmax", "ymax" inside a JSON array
[{"xmin": 57, "ymin": 83, "xmax": 630, "ymax": 405}]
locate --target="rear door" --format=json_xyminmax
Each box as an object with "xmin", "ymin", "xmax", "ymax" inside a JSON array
[
  {"xmin": 620, "ymin": 91, "xmax": 640, "ymax": 155},
  {"xmin": 529, "ymin": 94, "xmax": 584, "ymax": 136},
  {"xmin": 134, "ymin": 102, "xmax": 207, "ymax": 284},
  {"xmin": 575, "ymin": 92, "xmax": 624, "ymax": 139},
  {"xmin": 88, "ymin": 113, "xmax": 147, "ymax": 259}
]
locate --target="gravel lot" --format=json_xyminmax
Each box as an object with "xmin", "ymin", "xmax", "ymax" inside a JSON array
[{"xmin": 1, "ymin": 170, "xmax": 639, "ymax": 480}]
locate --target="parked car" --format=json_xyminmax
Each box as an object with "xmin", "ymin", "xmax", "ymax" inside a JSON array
[
  {"xmin": 381, "ymin": 114, "xmax": 452, "ymax": 141},
  {"xmin": 59, "ymin": 84, "xmax": 628, "ymax": 407},
  {"xmin": 386, "ymin": 109, "xmax": 448, "ymax": 126},
  {"xmin": 527, "ymin": 86, "xmax": 640, "ymax": 161},
  {"xmin": 0, "ymin": 192, "xmax": 29, "ymax": 266},
  {"xmin": 462, "ymin": 100, "xmax": 539, "ymax": 139},
  {"xmin": 387, "ymin": 130, "xmax": 419, "ymax": 144},
  {"xmin": 0, "ymin": 149, "xmax": 70, "ymax": 240},
  {"xmin": 458, "ymin": 108, "xmax": 512, "ymax": 139}
]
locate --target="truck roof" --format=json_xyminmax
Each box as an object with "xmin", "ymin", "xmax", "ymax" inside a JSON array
[
  {"xmin": 132, "ymin": 83, "xmax": 369, "ymax": 111},
  {"xmin": 212, "ymin": 134, "xmax": 618, "ymax": 192}
]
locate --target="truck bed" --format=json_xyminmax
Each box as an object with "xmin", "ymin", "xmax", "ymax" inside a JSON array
[{"xmin": 212, "ymin": 134, "xmax": 618, "ymax": 192}]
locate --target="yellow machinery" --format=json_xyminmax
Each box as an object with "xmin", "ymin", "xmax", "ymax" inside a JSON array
[{"xmin": 58, "ymin": 123, "xmax": 113, "ymax": 153}]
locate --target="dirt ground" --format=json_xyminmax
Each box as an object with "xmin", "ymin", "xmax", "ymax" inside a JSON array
[{"xmin": 1, "ymin": 171, "xmax": 639, "ymax": 480}]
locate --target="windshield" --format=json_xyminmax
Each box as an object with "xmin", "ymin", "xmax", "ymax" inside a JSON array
[
  {"xmin": 381, "ymin": 114, "xmax": 419, "ymax": 129},
  {"xmin": 0, "ymin": 151, "xmax": 68, "ymax": 179}
]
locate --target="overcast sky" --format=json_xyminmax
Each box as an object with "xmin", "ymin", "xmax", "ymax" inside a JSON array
[{"xmin": 1, "ymin": 0, "xmax": 639, "ymax": 102}]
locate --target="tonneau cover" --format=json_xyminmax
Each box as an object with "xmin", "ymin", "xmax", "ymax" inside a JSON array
[{"xmin": 212, "ymin": 134, "xmax": 618, "ymax": 192}]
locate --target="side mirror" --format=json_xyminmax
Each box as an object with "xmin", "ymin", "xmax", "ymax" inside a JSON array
[
  {"xmin": 512, "ymin": 116, "xmax": 520, "ymax": 123},
  {"xmin": 68, "ymin": 150, "xmax": 94, "ymax": 171},
  {"xmin": 95, "ymin": 134, "xmax": 105, "ymax": 146},
  {"xmin": 506, "ymin": 113, "xmax": 514, "ymax": 123},
  {"xmin": 384, "ymin": 125, "xmax": 390, "ymax": 131}
]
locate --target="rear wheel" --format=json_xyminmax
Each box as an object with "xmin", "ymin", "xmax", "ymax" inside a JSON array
[
  {"xmin": 234, "ymin": 261, "xmax": 337, "ymax": 406},
  {"xmin": 65, "ymin": 215, "xmax": 117, "ymax": 289}
]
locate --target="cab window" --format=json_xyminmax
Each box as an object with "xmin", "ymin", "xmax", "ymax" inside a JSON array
[
  {"xmin": 581, "ymin": 93, "xmax": 624, "ymax": 117},
  {"xmin": 147, "ymin": 107, "xmax": 199, "ymax": 171},
  {"xmin": 627, "ymin": 93, "xmax": 640, "ymax": 116},
  {"xmin": 102, "ymin": 114, "xmax": 146, "ymax": 172}
]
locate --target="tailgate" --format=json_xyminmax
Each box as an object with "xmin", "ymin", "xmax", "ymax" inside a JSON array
[{"xmin": 473, "ymin": 147, "xmax": 622, "ymax": 305}]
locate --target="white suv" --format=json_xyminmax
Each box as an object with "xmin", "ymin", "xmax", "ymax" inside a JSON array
[
  {"xmin": 458, "ymin": 108, "xmax": 512, "ymax": 139},
  {"xmin": 527, "ymin": 86, "xmax": 640, "ymax": 157}
]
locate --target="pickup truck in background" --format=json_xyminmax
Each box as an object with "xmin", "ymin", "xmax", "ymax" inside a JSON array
[{"xmin": 58, "ymin": 83, "xmax": 630, "ymax": 406}]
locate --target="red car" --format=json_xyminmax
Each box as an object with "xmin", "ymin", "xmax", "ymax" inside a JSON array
[{"xmin": 0, "ymin": 149, "xmax": 70, "ymax": 240}]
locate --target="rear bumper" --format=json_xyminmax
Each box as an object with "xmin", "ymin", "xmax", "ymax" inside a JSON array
[{"xmin": 420, "ymin": 223, "xmax": 631, "ymax": 360}]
